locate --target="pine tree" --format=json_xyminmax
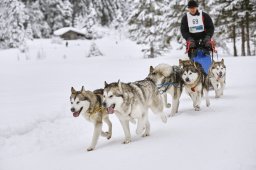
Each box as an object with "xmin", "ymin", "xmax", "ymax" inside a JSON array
[
  {"xmin": 163, "ymin": 0, "xmax": 186, "ymax": 49},
  {"xmin": 62, "ymin": 0, "xmax": 73, "ymax": 27},
  {"xmin": 39, "ymin": 0, "xmax": 72, "ymax": 33},
  {"xmin": 74, "ymin": 3, "xmax": 98, "ymax": 39},
  {"xmin": 69, "ymin": 0, "xmax": 90, "ymax": 26},
  {"xmin": 208, "ymin": 0, "xmax": 237, "ymax": 55},
  {"xmin": 87, "ymin": 42, "xmax": 103, "ymax": 57},
  {"xmin": 27, "ymin": 0, "xmax": 51, "ymax": 38},
  {"xmin": 129, "ymin": 0, "xmax": 169, "ymax": 58},
  {"xmin": 92, "ymin": 0, "xmax": 118, "ymax": 26},
  {"xmin": 209, "ymin": 0, "xmax": 255, "ymax": 56},
  {"xmin": 0, "ymin": 0, "xmax": 28, "ymax": 48}
]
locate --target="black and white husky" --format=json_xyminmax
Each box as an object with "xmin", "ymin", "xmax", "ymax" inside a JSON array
[
  {"xmin": 70, "ymin": 86, "xmax": 112, "ymax": 151},
  {"xmin": 103, "ymin": 69, "xmax": 167, "ymax": 144},
  {"xmin": 147, "ymin": 64, "xmax": 183, "ymax": 117},
  {"xmin": 180, "ymin": 60, "xmax": 210, "ymax": 111},
  {"xmin": 208, "ymin": 59, "xmax": 226, "ymax": 98}
]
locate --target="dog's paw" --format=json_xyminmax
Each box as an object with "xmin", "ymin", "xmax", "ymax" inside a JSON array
[
  {"xmin": 142, "ymin": 132, "xmax": 150, "ymax": 137},
  {"xmin": 215, "ymin": 95, "xmax": 220, "ymax": 98},
  {"xmin": 122, "ymin": 139, "xmax": 131, "ymax": 144},
  {"xmin": 130, "ymin": 118, "xmax": 136, "ymax": 124},
  {"xmin": 206, "ymin": 101, "xmax": 210, "ymax": 107},
  {"xmin": 103, "ymin": 131, "xmax": 112, "ymax": 139},
  {"xmin": 101, "ymin": 131, "xmax": 108, "ymax": 137},
  {"xmin": 161, "ymin": 115, "xmax": 167, "ymax": 123},
  {"xmin": 107, "ymin": 134, "xmax": 112, "ymax": 140},
  {"xmin": 194, "ymin": 106, "xmax": 200, "ymax": 111},
  {"xmin": 167, "ymin": 112, "xmax": 176, "ymax": 118},
  {"xmin": 136, "ymin": 127, "xmax": 144, "ymax": 135},
  {"xmin": 166, "ymin": 103, "xmax": 171, "ymax": 108},
  {"xmin": 87, "ymin": 147, "xmax": 94, "ymax": 152}
]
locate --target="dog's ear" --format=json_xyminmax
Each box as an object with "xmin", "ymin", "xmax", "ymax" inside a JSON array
[
  {"xmin": 118, "ymin": 80, "xmax": 123, "ymax": 93},
  {"xmin": 81, "ymin": 86, "xmax": 85, "ymax": 92},
  {"xmin": 179, "ymin": 59, "xmax": 183, "ymax": 66},
  {"xmin": 104, "ymin": 81, "xmax": 108, "ymax": 87},
  {"xmin": 193, "ymin": 62, "xmax": 197, "ymax": 68},
  {"xmin": 221, "ymin": 59, "xmax": 224, "ymax": 64},
  {"xmin": 171, "ymin": 66, "xmax": 175, "ymax": 74},
  {"xmin": 71, "ymin": 87, "xmax": 76, "ymax": 94},
  {"xmin": 149, "ymin": 66, "xmax": 154, "ymax": 73}
]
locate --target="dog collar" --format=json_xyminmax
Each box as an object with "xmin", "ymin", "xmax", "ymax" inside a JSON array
[{"xmin": 191, "ymin": 86, "xmax": 196, "ymax": 92}]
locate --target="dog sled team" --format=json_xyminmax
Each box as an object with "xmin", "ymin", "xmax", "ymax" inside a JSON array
[
  {"xmin": 70, "ymin": 57, "xmax": 226, "ymax": 151},
  {"xmin": 69, "ymin": 0, "xmax": 227, "ymax": 151}
]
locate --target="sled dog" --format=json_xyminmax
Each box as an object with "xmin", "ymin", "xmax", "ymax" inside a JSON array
[
  {"xmin": 148, "ymin": 64, "xmax": 183, "ymax": 117},
  {"xmin": 180, "ymin": 60, "xmax": 210, "ymax": 111},
  {"xmin": 208, "ymin": 59, "xmax": 226, "ymax": 98},
  {"xmin": 103, "ymin": 73, "xmax": 167, "ymax": 144},
  {"xmin": 70, "ymin": 86, "xmax": 112, "ymax": 151}
]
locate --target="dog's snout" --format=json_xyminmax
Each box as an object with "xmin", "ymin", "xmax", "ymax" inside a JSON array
[
  {"xmin": 102, "ymin": 102, "xmax": 107, "ymax": 108},
  {"xmin": 185, "ymin": 77, "xmax": 190, "ymax": 82},
  {"xmin": 219, "ymin": 71, "xmax": 223, "ymax": 76},
  {"xmin": 71, "ymin": 108, "xmax": 75, "ymax": 112}
]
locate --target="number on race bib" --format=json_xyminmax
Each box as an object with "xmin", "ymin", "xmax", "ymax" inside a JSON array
[{"xmin": 192, "ymin": 19, "xmax": 198, "ymax": 25}]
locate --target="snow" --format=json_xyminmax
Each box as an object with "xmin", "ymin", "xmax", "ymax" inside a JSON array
[
  {"xmin": 0, "ymin": 34, "xmax": 256, "ymax": 170},
  {"xmin": 53, "ymin": 27, "xmax": 86, "ymax": 36}
]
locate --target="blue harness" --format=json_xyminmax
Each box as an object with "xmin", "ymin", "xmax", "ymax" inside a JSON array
[{"xmin": 192, "ymin": 49, "xmax": 212, "ymax": 75}]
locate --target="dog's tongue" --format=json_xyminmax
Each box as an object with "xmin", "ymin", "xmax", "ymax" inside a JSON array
[
  {"xmin": 107, "ymin": 107, "xmax": 115, "ymax": 114},
  {"xmin": 73, "ymin": 112, "xmax": 80, "ymax": 117}
]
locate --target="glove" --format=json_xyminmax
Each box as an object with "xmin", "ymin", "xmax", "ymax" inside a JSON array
[
  {"xmin": 203, "ymin": 36, "xmax": 211, "ymax": 49},
  {"xmin": 186, "ymin": 37, "xmax": 196, "ymax": 49}
]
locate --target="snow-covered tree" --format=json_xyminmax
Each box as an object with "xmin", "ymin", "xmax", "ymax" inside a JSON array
[
  {"xmin": 162, "ymin": 1, "xmax": 186, "ymax": 49},
  {"xmin": 92, "ymin": 0, "xmax": 118, "ymax": 26},
  {"xmin": 74, "ymin": 3, "xmax": 98, "ymax": 39},
  {"xmin": 27, "ymin": 0, "xmax": 51, "ymax": 38},
  {"xmin": 62, "ymin": 0, "xmax": 73, "ymax": 27},
  {"xmin": 87, "ymin": 42, "xmax": 103, "ymax": 57},
  {"xmin": 129, "ymin": 0, "xmax": 169, "ymax": 58},
  {"xmin": 39, "ymin": 0, "xmax": 72, "ymax": 33},
  {"xmin": 69, "ymin": 0, "xmax": 90, "ymax": 26},
  {"xmin": 209, "ymin": 0, "xmax": 255, "ymax": 56},
  {"xmin": 0, "ymin": 0, "xmax": 28, "ymax": 48}
]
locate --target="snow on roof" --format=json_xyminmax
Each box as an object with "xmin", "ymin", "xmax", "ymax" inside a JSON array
[{"xmin": 53, "ymin": 27, "xmax": 86, "ymax": 36}]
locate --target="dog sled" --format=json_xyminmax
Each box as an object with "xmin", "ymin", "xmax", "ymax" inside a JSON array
[{"xmin": 186, "ymin": 39, "xmax": 217, "ymax": 75}]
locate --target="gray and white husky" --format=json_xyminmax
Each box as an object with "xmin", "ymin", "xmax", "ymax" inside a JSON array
[
  {"xmin": 147, "ymin": 64, "xmax": 183, "ymax": 117},
  {"xmin": 180, "ymin": 60, "xmax": 210, "ymax": 111},
  {"xmin": 103, "ymin": 72, "xmax": 167, "ymax": 144},
  {"xmin": 70, "ymin": 86, "xmax": 112, "ymax": 151},
  {"xmin": 208, "ymin": 59, "xmax": 226, "ymax": 98}
]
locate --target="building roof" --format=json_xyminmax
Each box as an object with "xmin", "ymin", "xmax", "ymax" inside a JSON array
[{"xmin": 53, "ymin": 27, "xmax": 86, "ymax": 36}]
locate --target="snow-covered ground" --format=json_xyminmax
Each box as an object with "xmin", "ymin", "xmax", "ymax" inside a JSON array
[{"xmin": 0, "ymin": 35, "xmax": 256, "ymax": 170}]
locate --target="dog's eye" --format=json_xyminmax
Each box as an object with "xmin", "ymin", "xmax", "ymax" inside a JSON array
[
  {"xmin": 189, "ymin": 72, "xmax": 192, "ymax": 75},
  {"xmin": 76, "ymin": 101, "xmax": 80, "ymax": 104},
  {"xmin": 109, "ymin": 95, "xmax": 113, "ymax": 98},
  {"xmin": 71, "ymin": 102, "xmax": 73, "ymax": 104}
]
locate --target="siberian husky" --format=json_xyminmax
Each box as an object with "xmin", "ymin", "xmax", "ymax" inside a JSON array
[
  {"xmin": 208, "ymin": 59, "xmax": 226, "ymax": 98},
  {"xmin": 70, "ymin": 86, "xmax": 112, "ymax": 151},
  {"xmin": 147, "ymin": 64, "xmax": 183, "ymax": 117},
  {"xmin": 180, "ymin": 60, "xmax": 210, "ymax": 111},
  {"xmin": 103, "ymin": 73, "xmax": 167, "ymax": 144}
]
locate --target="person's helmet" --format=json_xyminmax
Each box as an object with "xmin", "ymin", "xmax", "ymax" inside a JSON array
[{"xmin": 187, "ymin": 0, "xmax": 198, "ymax": 8}]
